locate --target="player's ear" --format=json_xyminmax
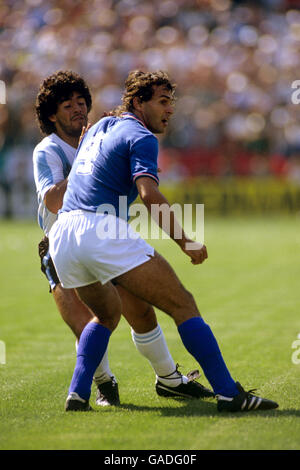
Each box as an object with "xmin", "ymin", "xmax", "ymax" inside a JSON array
[
  {"xmin": 132, "ymin": 96, "xmax": 142, "ymax": 112},
  {"xmin": 48, "ymin": 114, "xmax": 56, "ymax": 123}
]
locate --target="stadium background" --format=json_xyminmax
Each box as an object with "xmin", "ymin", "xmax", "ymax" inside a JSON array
[
  {"xmin": 1, "ymin": 1, "xmax": 300, "ymax": 451},
  {"xmin": 1, "ymin": 0, "xmax": 300, "ymax": 218}
]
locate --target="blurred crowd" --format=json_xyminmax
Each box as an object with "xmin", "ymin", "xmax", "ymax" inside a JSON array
[{"xmin": 1, "ymin": 0, "xmax": 300, "ymax": 216}]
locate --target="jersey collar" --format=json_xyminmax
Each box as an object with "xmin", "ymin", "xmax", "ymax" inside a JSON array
[{"xmin": 121, "ymin": 112, "xmax": 147, "ymax": 129}]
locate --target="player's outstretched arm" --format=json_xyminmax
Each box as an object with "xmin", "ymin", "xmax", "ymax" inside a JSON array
[{"xmin": 136, "ymin": 176, "xmax": 207, "ymax": 265}]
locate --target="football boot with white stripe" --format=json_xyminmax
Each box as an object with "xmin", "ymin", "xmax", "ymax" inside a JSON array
[
  {"xmin": 156, "ymin": 366, "xmax": 214, "ymax": 399},
  {"xmin": 65, "ymin": 392, "xmax": 92, "ymax": 411},
  {"xmin": 217, "ymin": 382, "xmax": 279, "ymax": 412}
]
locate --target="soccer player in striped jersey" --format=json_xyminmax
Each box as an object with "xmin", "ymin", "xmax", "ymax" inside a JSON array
[
  {"xmin": 49, "ymin": 70, "xmax": 278, "ymax": 412},
  {"xmin": 33, "ymin": 70, "xmax": 214, "ymax": 407}
]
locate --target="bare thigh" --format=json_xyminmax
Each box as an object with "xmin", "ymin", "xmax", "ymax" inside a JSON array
[
  {"xmin": 54, "ymin": 282, "xmax": 157, "ymax": 337},
  {"xmin": 115, "ymin": 251, "xmax": 200, "ymax": 326}
]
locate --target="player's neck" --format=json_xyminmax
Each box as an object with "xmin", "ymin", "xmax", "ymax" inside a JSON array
[
  {"xmin": 130, "ymin": 110, "xmax": 146, "ymax": 128},
  {"xmin": 55, "ymin": 130, "xmax": 79, "ymax": 149}
]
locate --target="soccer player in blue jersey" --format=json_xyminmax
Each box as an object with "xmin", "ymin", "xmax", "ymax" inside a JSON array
[
  {"xmin": 49, "ymin": 70, "xmax": 278, "ymax": 412},
  {"xmin": 33, "ymin": 70, "xmax": 213, "ymax": 407}
]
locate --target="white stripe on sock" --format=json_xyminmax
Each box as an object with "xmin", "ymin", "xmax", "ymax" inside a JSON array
[
  {"xmin": 132, "ymin": 326, "xmax": 162, "ymax": 344},
  {"xmin": 131, "ymin": 325, "xmax": 183, "ymax": 387}
]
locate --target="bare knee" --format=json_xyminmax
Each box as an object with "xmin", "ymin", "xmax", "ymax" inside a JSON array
[
  {"xmin": 77, "ymin": 296, "xmax": 121, "ymax": 332},
  {"xmin": 91, "ymin": 308, "xmax": 121, "ymax": 332},
  {"xmin": 76, "ymin": 282, "xmax": 122, "ymax": 332},
  {"xmin": 126, "ymin": 304, "xmax": 157, "ymax": 334},
  {"xmin": 171, "ymin": 288, "xmax": 200, "ymax": 326}
]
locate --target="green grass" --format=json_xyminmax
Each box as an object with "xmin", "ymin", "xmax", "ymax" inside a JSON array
[{"xmin": 0, "ymin": 215, "xmax": 300, "ymax": 450}]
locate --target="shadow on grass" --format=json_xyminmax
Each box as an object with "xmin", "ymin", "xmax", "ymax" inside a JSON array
[{"xmin": 93, "ymin": 399, "xmax": 298, "ymax": 418}]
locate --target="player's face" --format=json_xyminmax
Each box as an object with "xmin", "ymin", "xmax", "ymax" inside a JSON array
[
  {"xmin": 139, "ymin": 85, "xmax": 174, "ymax": 134},
  {"xmin": 50, "ymin": 91, "xmax": 88, "ymax": 138}
]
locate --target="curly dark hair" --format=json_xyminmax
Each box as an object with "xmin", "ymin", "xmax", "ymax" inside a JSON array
[
  {"xmin": 113, "ymin": 70, "xmax": 176, "ymax": 116},
  {"xmin": 35, "ymin": 70, "xmax": 92, "ymax": 135}
]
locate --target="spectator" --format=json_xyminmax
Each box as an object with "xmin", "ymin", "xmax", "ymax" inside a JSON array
[{"xmin": 1, "ymin": 0, "xmax": 300, "ymax": 218}]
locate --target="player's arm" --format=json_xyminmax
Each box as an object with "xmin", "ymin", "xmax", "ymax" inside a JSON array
[
  {"xmin": 44, "ymin": 123, "xmax": 92, "ymax": 213},
  {"xmin": 136, "ymin": 176, "xmax": 207, "ymax": 265},
  {"xmin": 43, "ymin": 178, "xmax": 68, "ymax": 214},
  {"xmin": 33, "ymin": 147, "xmax": 70, "ymax": 214}
]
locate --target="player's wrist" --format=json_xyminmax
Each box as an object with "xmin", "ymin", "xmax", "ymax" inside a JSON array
[{"xmin": 175, "ymin": 233, "xmax": 189, "ymax": 250}]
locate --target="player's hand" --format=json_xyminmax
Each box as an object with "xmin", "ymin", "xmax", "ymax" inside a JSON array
[
  {"xmin": 181, "ymin": 240, "xmax": 208, "ymax": 265},
  {"xmin": 101, "ymin": 111, "xmax": 115, "ymax": 118},
  {"xmin": 79, "ymin": 122, "xmax": 91, "ymax": 146}
]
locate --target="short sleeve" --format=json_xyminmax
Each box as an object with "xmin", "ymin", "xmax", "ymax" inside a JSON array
[
  {"xmin": 33, "ymin": 148, "xmax": 65, "ymax": 199},
  {"xmin": 130, "ymin": 134, "xmax": 159, "ymax": 185}
]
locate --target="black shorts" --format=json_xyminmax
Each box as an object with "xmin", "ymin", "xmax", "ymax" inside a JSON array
[{"xmin": 38, "ymin": 236, "xmax": 60, "ymax": 292}]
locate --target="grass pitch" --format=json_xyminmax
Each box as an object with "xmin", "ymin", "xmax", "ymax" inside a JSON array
[{"xmin": 0, "ymin": 215, "xmax": 300, "ymax": 450}]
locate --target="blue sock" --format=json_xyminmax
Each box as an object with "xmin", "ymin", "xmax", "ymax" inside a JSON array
[
  {"xmin": 69, "ymin": 322, "xmax": 111, "ymax": 401},
  {"xmin": 178, "ymin": 317, "xmax": 238, "ymax": 397}
]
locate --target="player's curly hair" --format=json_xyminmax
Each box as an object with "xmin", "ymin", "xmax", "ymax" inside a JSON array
[
  {"xmin": 35, "ymin": 70, "xmax": 92, "ymax": 135},
  {"xmin": 113, "ymin": 70, "xmax": 176, "ymax": 116}
]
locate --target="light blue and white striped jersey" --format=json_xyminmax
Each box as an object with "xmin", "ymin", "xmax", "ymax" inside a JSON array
[{"xmin": 32, "ymin": 133, "xmax": 76, "ymax": 235}]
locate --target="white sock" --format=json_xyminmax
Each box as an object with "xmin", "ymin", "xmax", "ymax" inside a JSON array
[
  {"xmin": 131, "ymin": 324, "xmax": 188, "ymax": 387},
  {"xmin": 75, "ymin": 340, "xmax": 116, "ymax": 385},
  {"xmin": 93, "ymin": 348, "xmax": 117, "ymax": 385}
]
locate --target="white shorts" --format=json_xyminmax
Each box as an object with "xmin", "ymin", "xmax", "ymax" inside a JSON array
[{"xmin": 48, "ymin": 210, "xmax": 154, "ymax": 288}]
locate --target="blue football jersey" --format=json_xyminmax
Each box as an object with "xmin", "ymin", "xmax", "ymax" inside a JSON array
[{"xmin": 62, "ymin": 113, "xmax": 159, "ymax": 219}]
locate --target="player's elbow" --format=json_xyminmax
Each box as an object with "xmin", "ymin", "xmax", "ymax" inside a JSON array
[
  {"xmin": 44, "ymin": 180, "xmax": 67, "ymax": 214},
  {"xmin": 44, "ymin": 191, "xmax": 63, "ymax": 214},
  {"xmin": 45, "ymin": 199, "xmax": 61, "ymax": 214},
  {"xmin": 136, "ymin": 178, "xmax": 161, "ymax": 208}
]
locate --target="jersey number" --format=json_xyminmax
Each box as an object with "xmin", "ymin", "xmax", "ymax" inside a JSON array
[
  {"xmin": 76, "ymin": 159, "xmax": 95, "ymax": 175},
  {"xmin": 76, "ymin": 131, "xmax": 105, "ymax": 175}
]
